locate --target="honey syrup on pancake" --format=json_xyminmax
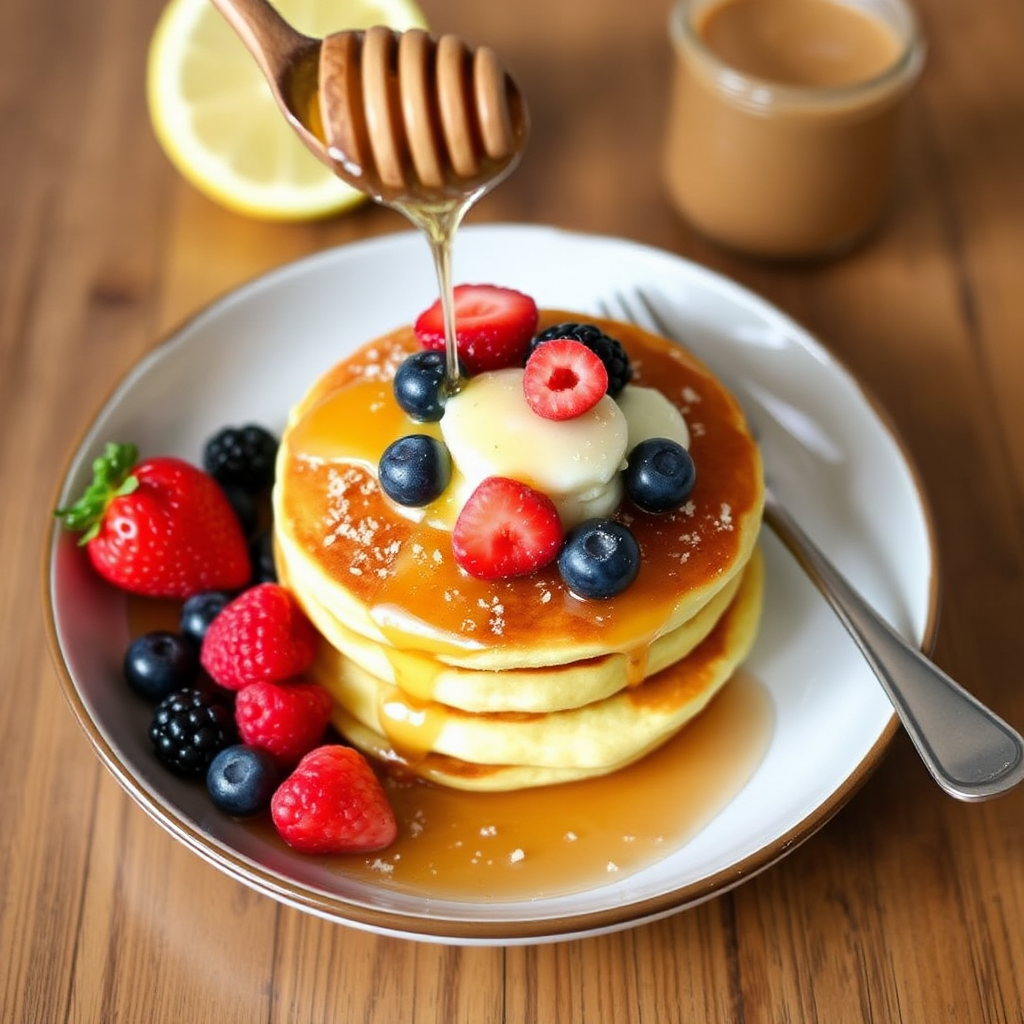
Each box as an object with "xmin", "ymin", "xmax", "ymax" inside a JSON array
[{"xmin": 278, "ymin": 314, "xmax": 763, "ymax": 684}]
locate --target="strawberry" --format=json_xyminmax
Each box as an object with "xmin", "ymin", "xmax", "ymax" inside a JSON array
[
  {"xmin": 413, "ymin": 284, "xmax": 539, "ymax": 375},
  {"xmin": 200, "ymin": 583, "xmax": 319, "ymax": 691},
  {"xmin": 452, "ymin": 476, "xmax": 563, "ymax": 580},
  {"xmin": 523, "ymin": 338, "xmax": 609, "ymax": 420},
  {"xmin": 235, "ymin": 679, "xmax": 333, "ymax": 766},
  {"xmin": 271, "ymin": 745, "xmax": 398, "ymax": 854},
  {"xmin": 55, "ymin": 442, "xmax": 250, "ymax": 598}
]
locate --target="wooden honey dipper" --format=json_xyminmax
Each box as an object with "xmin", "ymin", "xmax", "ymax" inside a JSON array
[
  {"xmin": 210, "ymin": 0, "xmax": 529, "ymax": 390},
  {"xmin": 317, "ymin": 26, "xmax": 527, "ymax": 203},
  {"xmin": 208, "ymin": 0, "xmax": 528, "ymax": 204}
]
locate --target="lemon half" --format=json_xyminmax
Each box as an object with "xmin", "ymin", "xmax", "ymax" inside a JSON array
[{"xmin": 147, "ymin": 0, "xmax": 428, "ymax": 220}]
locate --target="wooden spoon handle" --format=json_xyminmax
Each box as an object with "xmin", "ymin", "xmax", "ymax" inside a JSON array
[{"xmin": 208, "ymin": 0, "xmax": 313, "ymax": 85}]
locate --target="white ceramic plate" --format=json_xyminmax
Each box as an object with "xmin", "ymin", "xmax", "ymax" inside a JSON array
[{"xmin": 45, "ymin": 225, "xmax": 937, "ymax": 944}]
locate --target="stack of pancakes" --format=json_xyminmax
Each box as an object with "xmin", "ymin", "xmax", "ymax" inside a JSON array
[{"xmin": 273, "ymin": 313, "xmax": 764, "ymax": 791}]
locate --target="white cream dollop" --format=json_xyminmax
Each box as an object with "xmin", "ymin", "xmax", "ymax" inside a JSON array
[
  {"xmin": 440, "ymin": 368, "xmax": 629, "ymax": 527},
  {"xmin": 616, "ymin": 384, "xmax": 691, "ymax": 453}
]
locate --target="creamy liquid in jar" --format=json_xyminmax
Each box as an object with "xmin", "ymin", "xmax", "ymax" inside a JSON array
[{"xmin": 662, "ymin": 0, "xmax": 924, "ymax": 258}]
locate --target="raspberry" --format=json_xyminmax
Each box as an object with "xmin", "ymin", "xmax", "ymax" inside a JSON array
[
  {"xmin": 523, "ymin": 339, "xmax": 609, "ymax": 420},
  {"xmin": 452, "ymin": 476, "xmax": 563, "ymax": 580},
  {"xmin": 235, "ymin": 679, "xmax": 333, "ymax": 766},
  {"xmin": 527, "ymin": 322, "xmax": 633, "ymax": 396},
  {"xmin": 271, "ymin": 745, "xmax": 398, "ymax": 854},
  {"xmin": 148, "ymin": 688, "xmax": 236, "ymax": 778},
  {"xmin": 200, "ymin": 583, "xmax": 319, "ymax": 691}
]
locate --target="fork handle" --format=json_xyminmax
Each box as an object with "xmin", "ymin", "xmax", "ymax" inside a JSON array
[{"xmin": 763, "ymin": 491, "xmax": 1024, "ymax": 801}]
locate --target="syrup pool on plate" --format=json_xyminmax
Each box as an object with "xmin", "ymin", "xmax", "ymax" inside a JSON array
[{"xmin": 128, "ymin": 597, "xmax": 772, "ymax": 901}]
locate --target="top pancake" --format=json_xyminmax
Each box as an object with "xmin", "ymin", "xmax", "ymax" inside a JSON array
[{"xmin": 273, "ymin": 312, "xmax": 764, "ymax": 672}]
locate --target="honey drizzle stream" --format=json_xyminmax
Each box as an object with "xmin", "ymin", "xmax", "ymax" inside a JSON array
[{"xmin": 394, "ymin": 197, "xmax": 480, "ymax": 397}]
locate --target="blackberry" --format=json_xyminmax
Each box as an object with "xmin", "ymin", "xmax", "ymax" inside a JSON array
[
  {"xmin": 203, "ymin": 424, "xmax": 278, "ymax": 493},
  {"xmin": 148, "ymin": 688, "xmax": 237, "ymax": 778},
  {"xmin": 527, "ymin": 323, "xmax": 633, "ymax": 396}
]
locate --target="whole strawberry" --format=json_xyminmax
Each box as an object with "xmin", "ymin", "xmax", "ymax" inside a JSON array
[
  {"xmin": 55, "ymin": 442, "xmax": 250, "ymax": 598},
  {"xmin": 201, "ymin": 582, "xmax": 319, "ymax": 691},
  {"xmin": 271, "ymin": 745, "xmax": 398, "ymax": 854},
  {"xmin": 235, "ymin": 679, "xmax": 332, "ymax": 766}
]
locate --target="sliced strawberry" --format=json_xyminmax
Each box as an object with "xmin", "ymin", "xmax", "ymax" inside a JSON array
[
  {"xmin": 523, "ymin": 339, "xmax": 610, "ymax": 421},
  {"xmin": 413, "ymin": 284, "xmax": 539, "ymax": 375},
  {"xmin": 452, "ymin": 476, "xmax": 563, "ymax": 580}
]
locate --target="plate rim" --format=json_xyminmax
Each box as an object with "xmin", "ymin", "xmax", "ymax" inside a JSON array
[{"xmin": 42, "ymin": 223, "xmax": 939, "ymax": 944}]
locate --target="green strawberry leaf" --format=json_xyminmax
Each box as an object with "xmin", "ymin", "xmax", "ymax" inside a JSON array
[{"xmin": 54, "ymin": 442, "xmax": 140, "ymax": 545}]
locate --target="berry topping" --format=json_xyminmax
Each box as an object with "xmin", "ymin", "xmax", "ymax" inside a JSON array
[
  {"xmin": 220, "ymin": 481, "xmax": 258, "ymax": 537},
  {"xmin": 558, "ymin": 519, "xmax": 641, "ymax": 599},
  {"xmin": 523, "ymin": 339, "xmax": 609, "ymax": 421},
  {"xmin": 148, "ymin": 688, "xmax": 237, "ymax": 778},
  {"xmin": 200, "ymin": 583, "xmax": 319, "ymax": 692},
  {"xmin": 235, "ymin": 679, "xmax": 333, "ymax": 766},
  {"xmin": 203, "ymin": 424, "xmax": 279, "ymax": 493},
  {"xmin": 249, "ymin": 530, "xmax": 277, "ymax": 584},
  {"xmin": 378, "ymin": 434, "xmax": 452, "ymax": 507},
  {"xmin": 414, "ymin": 284, "xmax": 539, "ymax": 375},
  {"xmin": 271, "ymin": 745, "xmax": 398, "ymax": 855},
  {"xmin": 393, "ymin": 350, "xmax": 453, "ymax": 422},
  {"xmin": 625, "ymin": 437, "xmax": 696, "ymax": 513},
  {"xmin": 207, "ymin": 745, "xmax": 282, "ymax": 817},
  {"xmin": 452, "ymin": 476, "xmax": 563, "ymax": 580},
  {"xmin": 123, "ymin": 631, "xmax": 199, "ymax": 702},
  {"xmin": 180, "ymin": 590, "xmax": 234, "ymax": 647},
  {"xmin": 528, "ymin": 322, "xmax": 633, "ymax": 396},
  {"xmin": 54, "ymin": 442, "xmax": 251, "ymax": 599}
]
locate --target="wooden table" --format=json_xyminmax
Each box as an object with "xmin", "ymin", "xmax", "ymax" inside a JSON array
[{"xmin": 4, "ymin": 0, "xmax": 1024, "ymax": 1019}]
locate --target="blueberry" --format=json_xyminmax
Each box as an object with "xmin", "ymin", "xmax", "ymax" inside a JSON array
[
  {"xmin": 123, "ymin": 631, "xmax": 199, "ymax": 701},
  {"xmin": 624, "ymin": 437, "xmax": 696, "ymax": 513},
  {"xmin": 206, "ymin": 745, "xmax": 281, "ymax": 817},
  {"xmin": 558, "ymin": 519, "xmax": 641, "ymax": 599},
  {"xmin": 393, "ymin": 351, "xmax": 452, "ymax": 422},
  {"xmin": 180, "ymin": 591, "xmax": 234, "ymax": 647},
  {"xmin": 378, "ymin": 434, "xmax": 451, "ymax": 506},
  {"xmin": 249, "ymin": 530, "xmax": 277, "ymax": 584}
]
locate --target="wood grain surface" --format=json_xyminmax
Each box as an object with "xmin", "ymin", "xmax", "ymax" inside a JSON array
[{"xmin": 3, "ymin": 0, "xmax": 1024, "ymax": 1020}]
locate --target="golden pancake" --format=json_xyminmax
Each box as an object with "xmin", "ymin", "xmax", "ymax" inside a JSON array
[
  {"xmin": 323, "ymin": 549, "xmax": 764, "ymax": 791},
  {"xmin": 295, "ymin": 560, "xmax": 743, "ymax": 713},
  {"xmin": 273, "ymin": 312, "xmax": 764, "ymax": 674}
]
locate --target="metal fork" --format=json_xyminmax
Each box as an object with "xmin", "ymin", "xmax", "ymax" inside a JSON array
[{"xmin": 600, "ymin": 289, "xmax": 1024, "ymax": 801}]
